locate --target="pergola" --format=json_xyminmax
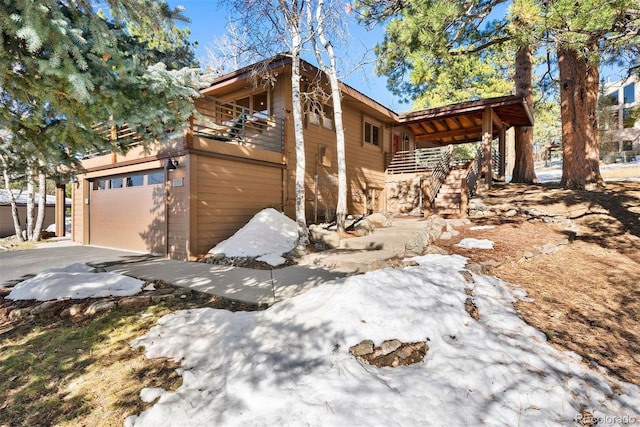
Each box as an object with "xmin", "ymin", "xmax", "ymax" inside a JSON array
[{"xmin": 398, "ymin": 95, "xmax": 534, "ymax": 189}]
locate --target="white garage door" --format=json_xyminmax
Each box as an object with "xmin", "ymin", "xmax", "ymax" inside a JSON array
[{"xmin": 89, "ymin": 170, "xmax": 166, "ymax": 254}]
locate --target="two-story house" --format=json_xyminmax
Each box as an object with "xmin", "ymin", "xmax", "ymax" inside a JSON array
[
  {"xmin": 71, "ymin": 55, "xmax": 533, "ymax": 260},
  {"xmin": 601, "ymin": 76, "xmax": 639, "ymax": 162}
]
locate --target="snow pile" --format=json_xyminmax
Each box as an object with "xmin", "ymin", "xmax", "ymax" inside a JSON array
[
  {"xmin": 208, "ymin": 208, "xmax": 297, "ymax": 266},
  {"xmin": 6, "ymin": 263, "xmax": 144, "ymax": 301},
  {"xmin": 127, "ymin": 255, "xmax": 639, "ymax": 426},
  {"xmin": 456, "ymin": 237, "xmax": 494, "ymax": 249}
]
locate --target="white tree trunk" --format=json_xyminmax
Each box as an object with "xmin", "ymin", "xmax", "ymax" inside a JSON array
[
  {"xmin": 290, "ymin": 38, "xmax": 309, "ymax": 247},
  {"xmin": 1, "ymin": 155, "xmax": 24, "ymax": 240},
  {"xmin": 314, "ymin": 0, "xmax": 347, "ymax": 232},
  {"xmin": 26, "ymin": 166, "xmax": 35, "ymax": 240},
  {"xmin": 32, "ymin": 169, "xmax": 47, "ymax": 241}
]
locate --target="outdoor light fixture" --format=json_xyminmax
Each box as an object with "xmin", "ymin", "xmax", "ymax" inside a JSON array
[{"xmin": 165, "ymin": 158, "xmax": 178, "ymax": 171}]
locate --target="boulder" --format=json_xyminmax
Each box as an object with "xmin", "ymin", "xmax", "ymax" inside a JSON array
[
  {"xmin": 352, "ymin": 219, "xmax": 374, "ymax": 236},
  {"xmin": 367, "ymin": 213, "xmax": 392, "ymax": 228},
  {"xmin": 405, "ymin": 230, "xmax": 433, "ymax": 256},
  {"xmin": 309, "ymin": 224, "xmax": 341, "ymax": 249}
]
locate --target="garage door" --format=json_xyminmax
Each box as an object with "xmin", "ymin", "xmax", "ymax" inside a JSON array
[{"xmin": 89, "ymin": 170, "xmax": 166, "ymax": 254}]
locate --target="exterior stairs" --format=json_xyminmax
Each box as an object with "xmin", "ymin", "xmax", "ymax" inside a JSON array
[{"xmin": 431, "ymin": 167, "xmax": 468, "ymax": 217}]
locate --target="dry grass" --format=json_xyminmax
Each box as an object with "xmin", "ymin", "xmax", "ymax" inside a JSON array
[
  {"xmin": 0, "ymin": 287, "xmax": 260, "ymax": 427},
  {"xmin": 440, "ymin": 181, "xmax": 640, "ymax": 385}
]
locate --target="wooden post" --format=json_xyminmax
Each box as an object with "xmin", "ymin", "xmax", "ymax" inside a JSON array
[
  {"xmin": 482, "ymin": 106, "xmax": 493, "ymax": 190},
  {"xmin": 460, "ymin": 178, "xmax": 468, "ymax": 218},
  {"xmin": 55, "ymin": 183, "xmax": 65, "ymax": 237},
  {"xmin": 499, "ymin": 126, "xmax": 506, "ymax": 181}
]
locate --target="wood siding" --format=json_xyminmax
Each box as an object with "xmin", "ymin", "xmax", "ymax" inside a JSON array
[{"xmin": 192, "ymin": 154, "xmax": 283, "ymax": 255}]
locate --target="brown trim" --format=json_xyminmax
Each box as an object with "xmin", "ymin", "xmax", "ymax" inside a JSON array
[
  {"xmin": 187, "ymin": 148, "xmax": 286, "ymax": 169},
  {"xmin": 84, "ymin": 150, "xmax": 187, "ymax": 174},
  {"xmin": 188, "ymin": 154, "xmax": 198, "ymax": 261}
]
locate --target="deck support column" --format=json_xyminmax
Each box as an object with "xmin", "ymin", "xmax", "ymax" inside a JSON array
[
  {"xmin": 498, "ymin": 126, "xmax": 506, "ymax": 181},
  {"xmin": 482, "ymin": 106, "xmax": 493, "ymax": 190},
  {"xmin": 55, "ymin": 183, "xmax": 65, "ymax": 237}
]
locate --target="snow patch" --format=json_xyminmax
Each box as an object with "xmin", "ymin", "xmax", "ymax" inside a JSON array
[
  {"xmin": 6, "ymin": 263, "xmax": 144, "ymax": 301},
  {"xmin": 455, "ymin": 238, "xmax": 494, "ymax": 249},
  {"xmin": 127, "ymin": 254, "xmax": 639, "ymax": 426},
  {"xmin": 208, "ymin": 208, "xmax": 297, "ymax": 266}
]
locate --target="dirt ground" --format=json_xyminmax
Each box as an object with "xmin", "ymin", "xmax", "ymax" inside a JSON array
[{"xmin": 438, "ymin": 181, "xmax": 640, "ymax": 386}]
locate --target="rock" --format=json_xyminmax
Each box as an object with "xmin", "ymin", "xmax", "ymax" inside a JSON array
[
  {"xmin": 118, "ymin": 296, "xmax": 150, "ymax": 308},
  {"xmin": 467, "ymin": 263, "xmax": 482, "ymax": 274},
  {"xmin": 31, "ymin": 301, "xmax": 59, "ymax": 315},
  {"xmin": 556, "ymin": 238, "xmax": 570, "ymax": 246},
  {"xmin": 523, "ymin": 251, "xmax": 535, "ymax": 259},
  {"xmin": 375, "ymin": 339, "xmax": 402, "ymax": 357},
  {"xmin": 84, "ymin": 301, "xmax": 115, "ymax": 316},
  {"xmin": 542, "ymin": 243, "xmax": 557, "ymax": 255},
  {"xmin": 367, "ymin": 213, "xmax": 392, "ymax": 228},
  {"xmin": 9, "ymin": 308, "xmax": 31, "ymax": 320},
  {"xmin": 405, "ymin": 231, "xmax": 433, "ymax": 256},
  {"xmin": 309, "ymin": 225, "xmax": 341, "ymax": 249},
  {"xmin": 151, "ymin": 294, "xmax": 176, "ymax": 303},
  {"xmin": 450, "ymin": 229, "xmax": 460, "ymax": 237},
  {"xmin": 439, "ymin": 231, "xmax": 453, "ymax": 240},
  {"xmin": 504, "ymin": 209, "xmax": 518, "ymax": 217},
  {"xmin": 349, "ymin": 340, "xmax": 374, "ymax": 357},
  {"xmin": 353, "ymin": 219, "xmax": 374, "ymax": 237},
  {"xmin": 459, "ymin": 270, "xmax": 475, "ymax": 283},
  {"xmin": 425, "ymin": 245, "xmax": 448, "ymax": 255}
]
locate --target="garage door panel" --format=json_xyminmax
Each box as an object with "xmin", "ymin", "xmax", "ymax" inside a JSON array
[{"xmin": 90, "ymin": 175, "xmax": 166, "ymax": 254}]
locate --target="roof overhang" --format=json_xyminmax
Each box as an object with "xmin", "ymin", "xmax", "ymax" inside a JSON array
[{"xmin": 398, "ymin": 95, "xmax": 534, "ymax": 147}]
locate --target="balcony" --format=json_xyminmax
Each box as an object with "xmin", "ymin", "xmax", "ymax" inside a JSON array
[{"xmin": 192, "ymin": 95, "xmax": 284, "ymax": 153}]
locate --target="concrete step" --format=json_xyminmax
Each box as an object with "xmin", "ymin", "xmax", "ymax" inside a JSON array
[{"xmin": 433, "ymin": 208, "xmax": 461, "ymax": 215}]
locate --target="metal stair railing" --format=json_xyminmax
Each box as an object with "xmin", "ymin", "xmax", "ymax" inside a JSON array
[
  {"xmin": 466, "ymin": 147, "xmax": 482, "ymax": 198},
  {"xmin": 386, "ymin": 147, "xmax": 450, "ymax": 174},
  {"xmin": 426, "ymin": 145, "xmax": 453, "ymax": 204}
]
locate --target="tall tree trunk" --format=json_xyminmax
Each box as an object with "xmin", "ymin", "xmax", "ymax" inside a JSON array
[
  {"xmin": 1, "ymin": 155, "xmax": 24, "ymax": 240},
  {"xmin": 32, "ymin": 169, "xmax": 47, "ymax": 242},
  {"xmin": 290, "ymin": 43, "xmax": 309, "ymax": 247},
  {"xmin": 511, "ymin": 46, "xmax": 537, "ymax": 183},
  {"xmin": 557, "ymin": 45, "xmax": 603, "ymax": 189},
  {"xmin": 26, "ymin": 166, "xmax": 35, "ymax": 240},
  {"xmin": 313, "ymin": 0, "xmax": 347, "ymax": 233}
]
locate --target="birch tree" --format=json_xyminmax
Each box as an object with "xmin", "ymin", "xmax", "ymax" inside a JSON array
[{"xmin": 307, "ymin": 0, "xmax": 348, "ymax": 232}]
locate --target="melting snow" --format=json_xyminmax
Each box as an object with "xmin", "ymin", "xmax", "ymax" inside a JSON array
[
  {"xmin": 126, "ymin": 255, "xmax": 639, "ymax": 426},
  {"xmin": 456, "ymin": 238, "xmax": 495, "ymax": 249},
  {"xmin": 208, "ymin": 208, "xmax": 297, "ymax": 266}
]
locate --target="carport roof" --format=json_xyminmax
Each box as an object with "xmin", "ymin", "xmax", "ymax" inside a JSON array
[{"xmin": 398, "ymin": 95, "xmax": 534, "ymax": 147}]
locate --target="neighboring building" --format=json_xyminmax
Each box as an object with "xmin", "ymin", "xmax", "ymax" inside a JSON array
[
  {"xmin": 601, "ymin": 75, "xmax": 640, "ymax": 162},
  {"xmin": 0, "ymin": 190, "xmax": 71, "ymax": 238},
  {"xmin": 72, "ymin": 55, "xmax": 532, "ymax": 260}
]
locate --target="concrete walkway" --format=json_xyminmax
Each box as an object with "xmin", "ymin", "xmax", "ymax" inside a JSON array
[
  {"xmin": 101, "ymin": 257, "xmax": 345, "ymax": 306},
  {"xmin": 1, "ymin": 244, "xmax": 345, "ymax": 306}
]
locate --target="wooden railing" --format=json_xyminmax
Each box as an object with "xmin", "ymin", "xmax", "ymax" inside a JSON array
[
  {"xmin": 193, "ymin": 95, "xmax": 284, "ymax": 153},
  {"xmin": 386, "ymin": 147, "xmax": 451, "ymax": 174}
]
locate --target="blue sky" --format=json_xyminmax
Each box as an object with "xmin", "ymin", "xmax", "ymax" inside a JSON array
[{"xmin": 167, "ymin": 1, "xmax": 411, "ymax": 112}]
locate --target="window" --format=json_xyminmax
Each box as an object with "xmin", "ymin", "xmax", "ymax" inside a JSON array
[
  {"xmin": 318, "ymin": 145, "xmax": 331, "ymax": 167},
  {"xmin": 364, "ymin": 121, "xmax": 380, "ymax": 146},
  {"xmin": 606, "ymin": 91, "xmax": 619, "ymax": 105},
  {"xmin": 126, "ymin": 174, "xmax": 144, "ymax": 187},
  {"xmin": 307, "ymin": 104, "xmax": 322, "ymax": 126},
  {"xmin": 322, "ymin": 105, "xmax": 334, "ymax": 130},
  {"xmin": 147, "ymin": 172, "xmax": 164, "ymax": 185},
  {"xmin": 94, "ymin": 179, "xmax": 108, "ymax": 191},
  {"xmin": 111, "ymin": 177, "xmax": 123, "ymax": 189},
  {"xmin": 622, "ymin": 140, "xmax": 633, "ymax": 151},
  {"xmin": 252, "ymin": 92, "xmax": 269, "ymax": 116},
  {"xmin": 623, "ymin": 108, "xmax": 635, "ymax": 128},
  {"xmin": 623, "ymin": 83, "xmax": 635, "ymax": 104}
]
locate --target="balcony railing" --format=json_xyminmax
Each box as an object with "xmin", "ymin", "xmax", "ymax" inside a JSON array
[
  {"xmin": 386, "ymin": 147, "xmax": 451, "ymax": 174},
  {"xmin": 192, "ymin": 95, "xmax": 284, "ymax": 153}
]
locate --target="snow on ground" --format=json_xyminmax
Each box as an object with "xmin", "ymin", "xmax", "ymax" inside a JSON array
[
  {"xmin": 6, "ymin": 263, "xmax": 144, "ymax": 301},
  {"xmin": 469, "ymin": 225, "xmax": 496, "ymax": 231},
  {"xmin": 536, "ymin": 162, "xmax": 640, "ymax": 183},
  {"xmin": 456, "ymin": 238, "xmax": 494, "ymax": 249},
  {"xmin": 127, "ymin": 255, "xmax": 639, "ymax": 427},
  {"xmin": 208, "ymin": 208, "xmax": 298, "ymax": 266}
]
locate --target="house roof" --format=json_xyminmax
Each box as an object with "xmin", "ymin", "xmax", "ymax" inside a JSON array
[
  {"xmin": 0, "ymin": 190, "xmax": 71, "ymax": 207},
  {"xmin": 201, "ymin": 54, "xmax": 399, "ymax": 123},
  {"xmin": 398, "ymin": 95, "xmax": 534, "ymax": 147}
]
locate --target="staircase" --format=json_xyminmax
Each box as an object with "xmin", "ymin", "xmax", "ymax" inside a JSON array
[{"xmin": 430, "ymin": 167, "xmax": 468, "ymax": 217}]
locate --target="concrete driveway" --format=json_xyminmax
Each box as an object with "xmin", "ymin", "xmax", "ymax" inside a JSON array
[{"xmin": 0, "ymin": 244, "xmax": 345, "ymax": 305}]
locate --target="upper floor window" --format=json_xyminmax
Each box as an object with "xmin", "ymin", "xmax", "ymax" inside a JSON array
[
  {"xmin": 364, "ymin": 121, "xmax": 380, "ymax": 146},
  {"xmin": 623, "ymin": 83, "xmax": 635, "ymax": 104},
  {"xmin": 606, "ymin": 90, "xmax": 619, "ymax": 105},
  {"xmin": 623, "ymin": 108, "xmax": 636, "ymax": 128},
  {"xmin": 306, "ymin": 104, "xmax": 335, "ymax": 130}
]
